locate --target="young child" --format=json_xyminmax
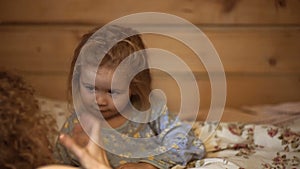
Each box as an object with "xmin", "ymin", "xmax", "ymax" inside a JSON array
[
  {"xmin": 0, "ymin": 70, "xmax": 57, "ymax": 169},
  {"xmin": 55, "ymin": 25, "xmax": 205, "ymax": 169}
]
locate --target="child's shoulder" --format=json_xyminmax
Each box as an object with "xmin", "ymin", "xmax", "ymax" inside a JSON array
[
  {"xmin": 151, "ymin": 104, "xmax": 176, "ymax": 121},
  {"xmin": 61, "ymin": 112, "xmax": 79, "ymax": 132}
]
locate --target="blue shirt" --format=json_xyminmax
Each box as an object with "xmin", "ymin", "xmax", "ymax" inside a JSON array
[{"xmin": 55, "ymin": 105, "xmax": 205, "ymax": 169}]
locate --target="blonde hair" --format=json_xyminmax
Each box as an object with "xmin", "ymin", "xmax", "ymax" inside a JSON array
[{"xmin": 68, "ymin": 25, "xmax": 152, "ymax": 113}]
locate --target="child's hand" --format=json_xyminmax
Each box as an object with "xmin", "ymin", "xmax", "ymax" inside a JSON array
[
  {"xmin": 60, "ymin": 120, "xmax": 112, "ymax": 169},
  {"xmin": 71, "ymin": 124, "xmax": 89, "ymax": 147},
  {"xmin": 116, "ymin": 162, "xmax": 158, "ymax": 169}
]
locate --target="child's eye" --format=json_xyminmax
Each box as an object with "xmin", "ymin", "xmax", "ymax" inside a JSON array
[
  {"xmin": 108, "ymin": 90, "xmax": 120, "ymax": 95},
  {"xmin": 85, "ymin": 85, "xmax": 95, "ymax": 92}
]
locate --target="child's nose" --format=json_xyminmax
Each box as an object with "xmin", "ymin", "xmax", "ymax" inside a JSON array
[{"xmin": 96, "ymin": 93, "xmax": 108, "ymax": 106}]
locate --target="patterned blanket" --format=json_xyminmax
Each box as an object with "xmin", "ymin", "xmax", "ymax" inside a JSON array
[
  {"xmin": 173, "ymin": 120, "xmax": 300, "ymax": 169},
  {"xmin": 37, "ymin": 97, "xmax": 300, "ymax": 169}
]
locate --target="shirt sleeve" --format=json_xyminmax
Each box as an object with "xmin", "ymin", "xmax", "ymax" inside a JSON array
[{"xmin": 141, "ymin": 107, "xmax": 206, "ymax": 169}]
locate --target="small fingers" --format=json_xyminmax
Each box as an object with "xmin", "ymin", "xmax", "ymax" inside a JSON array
[
  {"xmin": 86, "ymin": 122, "xmax": 110, "ymax": 166},
  {"xmin": 60, "ymin": 133, "xmax": 112, "ymax": 169},
  {"xmin": 87, "ymin": 122, "xmax": 101, "ymax": 154},
  {"xmin": 59, "ymin": 134, "xmax": 85, "ymax": 159},
  {"xmin": 60, "ymin": 134, "xmax": 100, "ymax": 169}
]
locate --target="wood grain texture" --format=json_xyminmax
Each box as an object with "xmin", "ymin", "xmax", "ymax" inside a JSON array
[
  {"xmin": 0, "ymin": 0, "xmax": 300, "ymax": 24},
  {"xmin": 1, "ymin": 0, "xmax": 299, "ymax": 111},
  {"xmin": 1, "ymin": 25, "xmax": 299, "ymax": 73},
  {"xmin": 15, "ymin": 71, "xmax": 300, "ymax": 110},
  {"xmin": 153, "ymin": 71, "xmax": 300, "ymax": 111}
]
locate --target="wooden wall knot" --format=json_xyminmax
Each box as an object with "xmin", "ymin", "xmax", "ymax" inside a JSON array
[
  {"xmin": 222, "ymin": 0, "xmax": 240, "ymax": 13},
  {"xmin": 268, "ymin": 57, "xmax": 278, "ymax": 67},
  {"xmin": 275, "ymin": 0, "xmax": 287, "ymax": 8}
]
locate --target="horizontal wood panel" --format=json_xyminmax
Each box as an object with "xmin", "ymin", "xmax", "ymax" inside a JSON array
[
  {"xmin": 226, "ymin": 75, "xmax": 300, "ymax": 107},
  {"xmin": 143, "ymin": 27, "xmax": 300, "ymax": 73},
  {"xmin": 20, "ymin": 73, "xmax": 69, "ymax": 101},
  {"xmin": 20, "ymin": 72, "xmax": 300, "ymax": 109},
  {"xmin": 0, "ymin": 26, "xmax": 89, "ymax": 73},
  {"xmin": 1, "ymin": 25, "xmax": 299, "ymax": 74},
  {"xmin": 153, "ymin": 72, "xmax": 300, "ymax": 112},
  {"xmin": 0, "ymin": 0, "xmax": 300, "ymax": 24},
  {"xmin": 22, "ymin": 72, "xmax": 293, "ymax": 123}
]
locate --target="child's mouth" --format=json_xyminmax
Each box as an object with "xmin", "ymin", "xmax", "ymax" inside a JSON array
[{"xmin": 100, "ymin": 110, "xmax": 109, "ymax": 113}]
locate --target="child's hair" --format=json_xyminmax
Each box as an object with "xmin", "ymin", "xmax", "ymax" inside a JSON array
[
  {"xmin": 0, "ymin": 70, "xmax": 57, "ymax": 169},
  {"xmin": 68, "ymin": 25, "xmax": 152, "ymax": 112}
]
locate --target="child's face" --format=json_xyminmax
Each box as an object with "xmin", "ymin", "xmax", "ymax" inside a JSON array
[{"xmin": 79, "ymin": 66, "xmax": 131, "ymax": 120}]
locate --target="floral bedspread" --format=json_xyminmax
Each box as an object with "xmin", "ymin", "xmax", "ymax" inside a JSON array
[
  {"xmin": 172, "ymin": 119, "xmax": 300, "ymax": 169},
  {"xmin": 37, "ymin": 97, "xmax": 300, "ymax": 169}
]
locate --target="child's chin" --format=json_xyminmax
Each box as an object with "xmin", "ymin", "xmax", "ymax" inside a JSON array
[{"xmin": 102, "ymin": 113, "xmax": 120, "ymax": 120}]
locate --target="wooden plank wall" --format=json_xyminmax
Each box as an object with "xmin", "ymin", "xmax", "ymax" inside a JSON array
[{"xmin": 0, "ymin": 0, "xmax": 300, "ymax": 114}]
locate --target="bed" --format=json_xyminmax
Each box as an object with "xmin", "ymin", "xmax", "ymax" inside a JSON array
[{"xmin": 37, "ymin": 96, "xmax": 300, "ymax": 169}]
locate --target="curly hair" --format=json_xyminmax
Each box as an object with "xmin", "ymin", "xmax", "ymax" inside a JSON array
[{"xmin": 0, "ymin": 71, "xmax": 57, "ymax": 169}]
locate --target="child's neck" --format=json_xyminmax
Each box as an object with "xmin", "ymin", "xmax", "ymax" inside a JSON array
[
  {"xmin": 104, "ymin": 105, "xmax": 132, "ymax": 128},
  {"xmin": 106, "ymin": 114, "xmax": 127, "ymax": 128}
]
